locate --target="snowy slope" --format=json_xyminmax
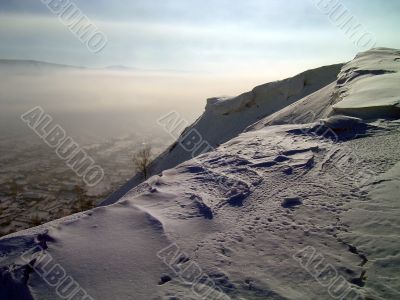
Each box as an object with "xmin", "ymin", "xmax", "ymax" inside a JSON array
[
  {"xmin": 102, "ymin": 63, "xmax": 343, "ymax": 206},
  {"xmin": 333, "ymin": 48, "xmax": 400, "ymax": 118},
  {"xmin": 1, "ymin": 48, "xmax": 400, "ymax": 300},
  {"xmin": 151, "ymin": 63, "xmax": 343, "ymax": 173},
  {"xmin": 250, "ymin": 47, "xmax": 400, "ymax": 130}
]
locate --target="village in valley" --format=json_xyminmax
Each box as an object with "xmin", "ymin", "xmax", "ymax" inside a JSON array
[{"xmin": 0, "ymin": 132, "xmax": 169, "ymax": 236}]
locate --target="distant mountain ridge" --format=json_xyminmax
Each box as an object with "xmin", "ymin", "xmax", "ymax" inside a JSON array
[
  {"xmin": 0, "ymin": 59, "xmax": 136, "ymax": 71},
  {"xmin": 0, "ymin": 59, "xmax": 86, "ymax": 69},
  {"xmin": 0, "ymin": 59, "xmax": 188, "ymax": 73}
]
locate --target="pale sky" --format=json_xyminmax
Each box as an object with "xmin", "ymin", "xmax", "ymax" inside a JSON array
[{"xmin": 0, "ymin": 0, "xmax": 399, "ymax": 78}]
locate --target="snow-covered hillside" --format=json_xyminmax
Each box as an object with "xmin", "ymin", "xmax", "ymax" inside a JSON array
[
  {"xmin": 151, "ymin": 63, "xmax": 343, "ymax": 174},
  {"xmin": 102, "ymin": 63, "xmax": 343, "ymax": 205},
  {"xmin": 1, "ymin": 48, "xmax": 400, "ymax": 300},
  {"xmin": 250, "ymin": 47, "xmax": 400, "ymax": 129}
]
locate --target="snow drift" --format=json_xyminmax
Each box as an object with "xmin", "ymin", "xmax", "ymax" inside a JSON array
[
  {"xmin": 250, "ymin": 47, "xmax": 400, "ymax": 130},
  {"xmin": 1, "ymin": 48, "xmax": 400, "ymax": 300},
  {"xmin": 102, "ymin": 63, "xmax": 343, "ymax": 205}
]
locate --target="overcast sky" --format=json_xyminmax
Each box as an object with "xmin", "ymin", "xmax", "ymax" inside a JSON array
[{"xmin": 0, "ymin": 0, "xmax": 399, "ymax": 78}]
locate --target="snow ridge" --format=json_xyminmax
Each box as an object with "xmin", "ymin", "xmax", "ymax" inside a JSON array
[
  {"xmin": 102, "ymin": 63, "xmax": 343, "ymax": 206},
  {"xmin": 1, "ymin": 48, "xmax": 400, "ymax": 300}
]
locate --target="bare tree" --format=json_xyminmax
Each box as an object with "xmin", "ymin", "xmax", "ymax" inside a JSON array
[{"xmin": 132, "ymin": 146, "xmax": 153, "ymax": 179}]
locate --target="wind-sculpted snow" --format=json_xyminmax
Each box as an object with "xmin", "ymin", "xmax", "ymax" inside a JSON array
[
  {"xmin": 248, "ymin": 82, "xmax": 339, "ymax": 130},
  {"xmin": 1, "ymin": 121, "xmax": 400, "ymax": 299},
  {"xmin": 332, "ymin": 48, "xmax": 400, "ymax": 119},
  {"xmin": 251, "ymin": 48, "xmax": 400, "ymax": 130},
  {"xmin": 340, "ymin": 160, "xmax": 400, "ymax": 299},
  {"xmin": 101, "ymin": 64, "xmax": 342, "ymax": 206},
  {"xmin": 1, "ymin": 204, "xmax": 174, "ymax": 300},
  {"xmin": 0, "ymin": 123, "xmax": 367, "ymax": 299},
  {"xmin": 1, "ymin": 48, "xmax": 400, "ymax": 300},
  {"xmin": 141, "ymin": 64, "xmax": 343, "ymax": 186},
  {"xmin": 319, "ymin": 115, "xmax": 364, "ymax": 131},
  {"xmin": 102, "ymin": 48, "xmax": 398, "ymax": 207}
]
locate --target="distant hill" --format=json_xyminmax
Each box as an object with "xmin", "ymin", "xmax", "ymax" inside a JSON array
[{"xmin": 0, "ymin": 59, "xmax": 86, "ymax": 70}]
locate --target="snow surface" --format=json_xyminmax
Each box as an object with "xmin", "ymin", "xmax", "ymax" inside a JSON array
[
  {"xmin": 102, "ymin": 63, "xmax": 342, "ymax": 206},
  {"xmin": 332, "ymin": 48, "xmax": 400, "ymax": 119},
  {"xmin": 152, "ymin": 63, "xmax": 343, "ymax": 172},
  {"xmin": 250, "ymin": 48, "xmax": 400, "ymax": 130},
  {"xmin": 1, "ymin": 48, "xmax": 400, "ymax": 300}
]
